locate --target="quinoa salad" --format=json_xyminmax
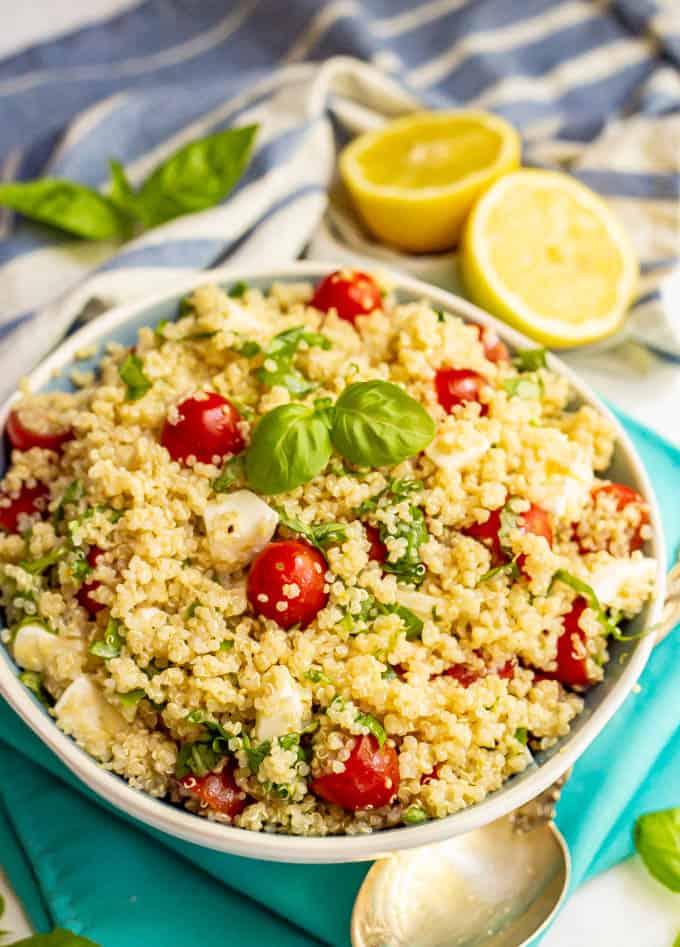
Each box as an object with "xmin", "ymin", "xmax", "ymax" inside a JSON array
[{"xmin": 0, "ymin": 270, "xmax": 657, "ymax": 836}]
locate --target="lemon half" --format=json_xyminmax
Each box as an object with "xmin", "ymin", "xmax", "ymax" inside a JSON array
[
  {"xmin": 461, "ymin": 170, "xmax": 639, "ymax": 348},
  {"xmin": 339, "ymin": 110, "xmax": 521, "ymax": 254}
]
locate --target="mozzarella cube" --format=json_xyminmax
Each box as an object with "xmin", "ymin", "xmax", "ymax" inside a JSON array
[
  {"xmin": 204, "ymin": 490, "xmax": 278, "ymax": 573},
  {"xmin": 426, "ymin": 426, "xmax": 491, "ymax": 475},
  {"xmin": 541, "ymin": 444, "xmax": 594, "ymax": 519},
  {"xmin": 13, "ymin": 622, "xmax": 85, "ymax": 673},
  {"xmin": 588, "ymin": 557, "xmax": 657, "ymax": 607},
  {"xmin": 54, "ymin": 675, "xmax": 127, "ymax": 761},
  {"xmin": 254, "ymin": 666, "xmax": 308, "ymax": 742}
]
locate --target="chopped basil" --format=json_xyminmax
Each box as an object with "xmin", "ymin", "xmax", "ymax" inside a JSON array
[
  {"xmin": 634, "ymin": 808, "xmax": 680, "ymax": 892},
  {"xmin": 19, "ymin": 670, "xmax": 53, "ymax": 706},
  {"xmin": 228, "ymin": 281, "xmax": 249, "ymax": 298},
  {"xmin": 20, "ymin": 544, "xmax": 68, "ymax": 575},
  {"xmin": 232, "ymin": 339, "xmax": 261, "ymax": 357},
  {"xmin": 551, "ymin": 570, "xmax": 621, "ymax": 638},
  {"xmin": 155, "ymin": 317, "xmax": 170, "ymax": 338},
  {"xmin": 117, "ymin": 689, "xmax": 145, "ymax": 708},
  {"xmin": 503, "ymin": 375, "xmax": 543, "ymax": 400},
  {"xmin": 305, "ymin": 668, "xmax": 333, "ymax": 685},
  {"xmin": 212, "ymin": 454, "xmax": 246, "ymax": 493},
  {"xmin": 276, "ymin": 508, "xmax": 347, "ymax": 550},
  {"xmin": 70, "ymin": 547, "xmax": 92, "ymax": 582},
  {"xmin": 240, "ymin": 732, "xmax": 271, "ymax": 773},
  {"xmin": 355, "ymin": 712, "xmax": 386, "ymax": 748},
  {"xmin": 381, "ymin": 506, "xmax": 429, "ymax": 587},
  {"xmin": 219, "ymin": 638, "xmax": 234, "ymax": 651},
  {"xmin": 357, "ymin": 478, "xmax": 423, "ymax": 515},
  {"xmin": 514, "ymin": 727, "xmax": 528, "ymax": 745},
  {"xmin": 176, "ymin": 741, "xmax": 222, "ymax": 779},
  {"xmin": 53, "ymin": 480, "xmax": 83, "ymax": 523},
  {"xmin": 255, "ymin": 325, "xmax": 331, "ymax": 395},
  {"xmin": 118, "ymin": 353, "xmax": 152, "ymax": 401},
  {"xmin": 342, "ymin": 594, "xmax": 423, "ymax": 640},
  {"xmin": 478, "ymin": 558, "xmax": 520, "ymax": 584},
  {"xmin": 513, "ymin": 347, "xmax": 547, "ymax": 372},
  {"xmin": 88, "ymin": 618, "xmax": 123, "ymax": 659},
  {"xmin": 402, "ymin": 805, "xmax": 428, "ymax": 824},
  {"xmin": 381, "ymin": 666, "xmax": 398, "ymax": 680}
]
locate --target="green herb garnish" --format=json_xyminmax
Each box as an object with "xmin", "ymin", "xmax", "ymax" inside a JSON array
[
  {"xmin": 118, "ymin": 689, "xmax": 145, "ymax": 708},
  {"xmin": 20, "ymin": 544, "xmax": 68, "ymax": 575},
  {"xmin": 276, "ymin": 509, "xmax": 347, "ymax": 550},
  {"xmin": 381, "ymin": 506, "xmax": 429, "ymax": 587},
  {"xmin": 513, "ymin": 348, "xmax": 547, "ymax": 372},
  {"xmin": 53, "ymin": 480, "xmax": 83, "ymax": 523},
  {"xmin": 89, "ymin": 618, "xmax": 123, "ymax": 659},
  {"xmin": 228, "ymin": 281, "xmax": 249, "ymax": 298},
  {"xmin": 19, "ymin": 670, "xmax": 53, "ymax": 706},
  {"xmin": 634, "ymin": 808, "xmax": 680, "ymax": 892},
  {"xmin": 478, "ymin": 558, "xmax": 521, "ymax": 584},
  {"xmin": 255, "ymin": 325, "xmax": 331, "ymax": 395},
  {"xmin": 175, "ymin": 741, "xmax": 222, "ymax": 779},
  {"xmin": 503, "ymin": 376, "xmax": 543, "ymax": 400},
  {"xmin": 356, "ymin": 712, "xmax": 386, "ymax": 747},
  {"xmin": 402, "ymin": 805, "xmax": 428, "ymax": 824},
  {"xmin": 551, "ymin": 570, "xmax": 623, "ymax": 639},
  {"xmin": 118, "ymin": 353, "xmax": 152, "ymax": 401},
  {"xmin": 514, "ymin": 727, "xmax": 528, "ymax": 745},
  {"xmin": 212, "ymin": 454, "xmax": 245, "ymax": 493}
]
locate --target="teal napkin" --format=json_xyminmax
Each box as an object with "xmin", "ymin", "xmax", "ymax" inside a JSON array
[{"xmin": 0, "ymin": 410, "xmax": 678, "ymax": 947}]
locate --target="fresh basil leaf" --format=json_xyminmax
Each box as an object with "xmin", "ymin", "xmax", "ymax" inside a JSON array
[
  {"xmin": 118, "ymin": 353, "xmax": 152, "ymax": 401},
  {"xmin": 513, "ymin": 347, "xmax": 547, "ymax": 372},
  {"xmin": 176, "ymin": 741, "xmax": 222, "ymax": 779},
  {"xmin": 240, "ymin": 732, "xmax": 271, "ymax": 773},
  {"xmin": 245, "ymin": 402, "xmax": 332, "ymax": 495},
  {"xmin": 89, "ymin": 618, "xmax": 123, "ymax": 659},
  {"xmin": 402, "ymin": 805, "xmax": 428, "ymax": 824},
  {"xmin": 107, "ymin": 159, "xmax": 139, "ymax": 219},
  {"xmin": 233, "ymin": 339, "xmax": 261, "ymax": 357},
  {"xmin": 332, "ymin": 381, "xmax": 435, "ymax": 468},
  {"xmin": 228, "ymin": 281, "xmax": 249, "ymax": 298},
  {"xmin": 0, "ymin": 179, "xmax": 129, "ymax": 240},
  {"xmin": 20, "ymin": 544, "xmax": 67, "ymax": 575},
  {"xmin": 19, "ymin": 670, "xmax": 53, "ymax": 706},
  {"xmin": 53, "ymin": 480, "xmax": 83, "ymax": 523},
  {"xmin": 11, "ymin": 930, "xmax": 102, "ymax": 947},
  {"xmin": 212, "ymin": 454, "xmax": 245, "ymax": 493},
  {"xmin": 503, "ymin": 375, "xmax": 543, "ymax": 400},
  {"xmin": 276, "ymin": 509, "xmax": 347, "ymax": 550},
  {"xmin": 634, "ymin": 808, "xmax": 680, "ymax": 892},
  {"xmin": 380, "ymin": 506, "xmax": 429, "ymax": 587},
  {"xmin": 118, "ymin": 689, "xmax": 145, "ymax": 708},
  {"xmin": 132, "ymin": 125, "xmax": 258, "ymax": 227},
  {"xmin": 355, "ymin": 712, "xmax": 386, "ymax": 748},
  {"xmin": 391, "ymin": 603, "xmax": 424, "ymax": 640}
]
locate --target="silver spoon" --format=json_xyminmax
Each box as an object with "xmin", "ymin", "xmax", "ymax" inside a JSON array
[{"xmin": 351, "ymin": 787, "xmax": 570, "ymax": 947}]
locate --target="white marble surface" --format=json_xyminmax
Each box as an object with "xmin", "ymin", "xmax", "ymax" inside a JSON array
[{"xmin": 0, "ymin": 3, "xmax": 678, "ymax": 945}]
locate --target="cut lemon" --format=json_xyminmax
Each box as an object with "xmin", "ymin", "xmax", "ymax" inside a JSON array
[
  {"xmin": 461, "ymin": 170, "xmax": 638, "ymax": 348},
  {"xmin": 339, "ymin": 110, "xmax": 521, "ymax": 254}
]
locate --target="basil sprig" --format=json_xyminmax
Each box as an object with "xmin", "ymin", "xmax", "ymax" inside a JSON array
[
  {"xmin": 331, "ymin": 381, "xmax": 435, "ymax": 468},
  {"xmin": 634, "ymin": 808, "xmax": 680, "ymax": 892},
  {"xmin": 0, "ymin": 125, "xmax": 257, "ymax": 240}
]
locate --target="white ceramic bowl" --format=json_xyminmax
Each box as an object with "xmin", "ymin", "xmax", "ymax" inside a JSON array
[{"xmin": 0, "ymin": 262, "xmax": 666, "ymax": 863}]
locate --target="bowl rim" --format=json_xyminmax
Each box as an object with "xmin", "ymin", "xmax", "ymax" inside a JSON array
[{"xmin": 0, "ymin": 260, "xmax": 666, "ymax": 863}]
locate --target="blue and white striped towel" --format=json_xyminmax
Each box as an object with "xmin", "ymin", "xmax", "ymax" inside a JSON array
[{"xmin": 0, "ymin": 0, "xmax": 679, "ymax": 422}]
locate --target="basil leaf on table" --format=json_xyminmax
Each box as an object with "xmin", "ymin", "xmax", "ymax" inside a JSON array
[
  {"xmin": 634, "ymin": 808, "xmax": 680, "ymax": 892},
  {"xmin": 125, "ymin": 124, "xmax": 258, "ymax": 227},
  {"xmin": 11, "ymin": 931, "xmax": 102, "ymax": 947},
  {"xmin": 245, "ymin": 402, "xmax": 332, "ymax": 495},
  {"xmin": 0, "ymin": 179, "xmax": 129, "ymax": 239},
  {"xmin": 332, "ymin": 380, "xmax": 435, "ymax": 467}
]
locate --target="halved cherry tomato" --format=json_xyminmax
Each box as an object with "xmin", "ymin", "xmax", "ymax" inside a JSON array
[
  {"xmin": 76, "ymin": 546, "xmax": 106, "ymax": 616},
  {"xmin": 435, "ymin": 368, "xmax": 488, "ymax": 414},
  {"xmin": 473, "ymin": 325, "xmax": 510, "ymax": 364},
  {"xmin": 364, "ymin": 523, "xmax": 387, "ymax": 564},
  {"xmin": 247, "ymin": 539, "xmax": 328, "ymax": 629},
  {"xmin": 593, "ymin": 482, "xmax": 649, "ymax": 551},
  {"xmin": 443, "ymin": 656, "xmax": 516, "ymax": 688},
  {"xmin": 464, "ymin": 502, "xmax": 552, "ymax": 572},
  {"xmin": 0, "ymin": 482, "xmax": 49, "ymax": 534},
  {"xmin": 554, "ymin": 597, "xmax": 591, "ymax": 687},
  {"xmin": 310, "ymin": 270, "xmax": 383, "ymax": 325},
  {"xmin": 6, "ymin": 408, "xmax": 73, "ymax": 453},
  {"xmin": 180, "ymin": 765, "xmax": 248, "ymax": 818},
  {"xmin": 311, "ymin": 734, "xmax": 399, "ymax": 811},
  {"xmin": 161, "ymin": 392, "xmax": 244, "ymax": 465}
]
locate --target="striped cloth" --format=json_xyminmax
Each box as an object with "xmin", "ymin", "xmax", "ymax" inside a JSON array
[{"xmin": 0, "ymin": 0, "xmax": 679, "ymax": 416}]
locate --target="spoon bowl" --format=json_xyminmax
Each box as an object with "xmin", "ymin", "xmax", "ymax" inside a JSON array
[{"xmin": 351, "ymin": 817, "xmax": 570, "ymax": 947}]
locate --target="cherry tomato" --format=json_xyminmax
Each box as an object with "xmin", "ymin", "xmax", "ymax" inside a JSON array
[
  {"xmin": 442, "ymin": 663, "xmax": 482, "ymax": 687},
  {"xmin": 310, "ymin": 270, "xmax": 383, "ymax": 325},
  {"xmin": 247, "ymin": 539, "xmax": 328, "ymax": 629},
  {"xmin": 6, "ymin": 408, "xmax": 73, "ymax": 453},
  {"xmin": 593, "ymin": 482, "xmax": 649, "ymax": 551},
  {"xmin": 364, "ymin": 523, "xmax": 387, "ymax": 564},
  {"xmin": 464, "ymin": 503, "xmax": 552, "ymax": 571},
  {"xmin": 421, "ymin": 764, "xmax": 441, "ymax": 785},
  {"xmin": 473, "ymin": 325, "xmax": 510, "ymax": 364},
  {"xmin": 311, "ymin": 734, "xmax": 399, "ymax": 811},
  {"xmin": 161, "ymin": 392, "xmax": 244, "ymax": 465},
  {"xmin": 435, "ymin": 368, "xmax": 488, "ymax": 414},
  {"xmin": 554, "ymin": 597, "xmax": 591, "ymax": 687},
  {"xmin": 0, "ymin": 482, "xmax": 49, "ymax": 534},
  {"xmin": 76, "ymin": 546, "xmax": 106, "ymax": 616},
  {"xmin": 180, "ymin": 765, "xmax": 248, "ymax": 818}
]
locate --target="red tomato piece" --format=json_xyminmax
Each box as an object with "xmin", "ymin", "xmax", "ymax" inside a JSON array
[
  {"xmin": 0, "ymin": 482, "xmax": 49, "ymax": 534},
  {"xmin": 442, "ymin": 663, "xmax": 483, "ymax": 687},
  {"xmin": 435, "ymin": 368, "xmax": 488, "ymax": 414},
  {"xmin": 6, "ymin": 408, "xmax": 73, "ymax": 453},
  {"xmin": 593, "ymin": 482, "xmax": 649, "ymax": 551},
  {"xmin": 463, "ymin": 508, "xmax": 504, "ymax": 565},
  {"xmin": 364, "ymin": 523, "xmax": 387, "ymax": 564},
  {"xmin": 495, "ymin": 658, "xmax": 517, "ymax": 680},
  {"xmin": 310, "ymin": 270, "xmax": 383, "ymax": 325},
  {"xmin": 421, "ymin": 763, "xmax": 441, "ymax": 785},
  {"xmin": 554, "ymin": 597, "xmax": 591, "ymax": 687},
  {"xmin": 76, "ymin": 546, "xmax": 106, "ymax": 616},
  {"xmin": 473, "ymin": 324, "xmax": 510, "ymax": 364},
  {"xmin": 161, "ymin": 392, "xmax": 244, "ymax": 465},
  {"xmin": 247, "ymin": 539, "xmax": 328, "ymax": 629},
  {"xmin": 180, "ymin": 765, "xmax": 248, "ymax": 818},
  {"xmin": 311, "ymin": 734, "xmax": 399, "ymax": 811}
]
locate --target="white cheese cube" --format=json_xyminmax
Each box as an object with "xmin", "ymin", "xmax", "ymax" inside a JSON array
[
  {"xmin": 204, "ymin": 490, "xmax": 278, "ymax": 573},
  {"xmin": 588, "ymin": 557, "xmax": 657, "ymax": 607},
  {"xmin": 541, "ymin": 444, "xmax": 594, "ymax": 519},
  {"xmin": 426, "ymin": 426, "xmax": 491, "ymax": 474},
  {"xmin": 13, "ymin": 622, "xmax": 85, "ymax": 673},
  {"xmin": 54, "ymin": 675, "xmax": 127, "ymax": 761},
  {"xmin": 254, "ymin": 667, "xmax": 308, "ymax": 742}
]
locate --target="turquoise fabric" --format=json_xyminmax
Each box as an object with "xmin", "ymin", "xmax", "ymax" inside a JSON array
[{"xmin": 0, "ymin": 411, "xmax": 678, "ymax": 947}]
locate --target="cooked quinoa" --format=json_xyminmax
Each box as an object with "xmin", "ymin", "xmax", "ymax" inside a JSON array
[{"xmin": 0, "ymin": 272, "xmax": 657, "ymax": 835}]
